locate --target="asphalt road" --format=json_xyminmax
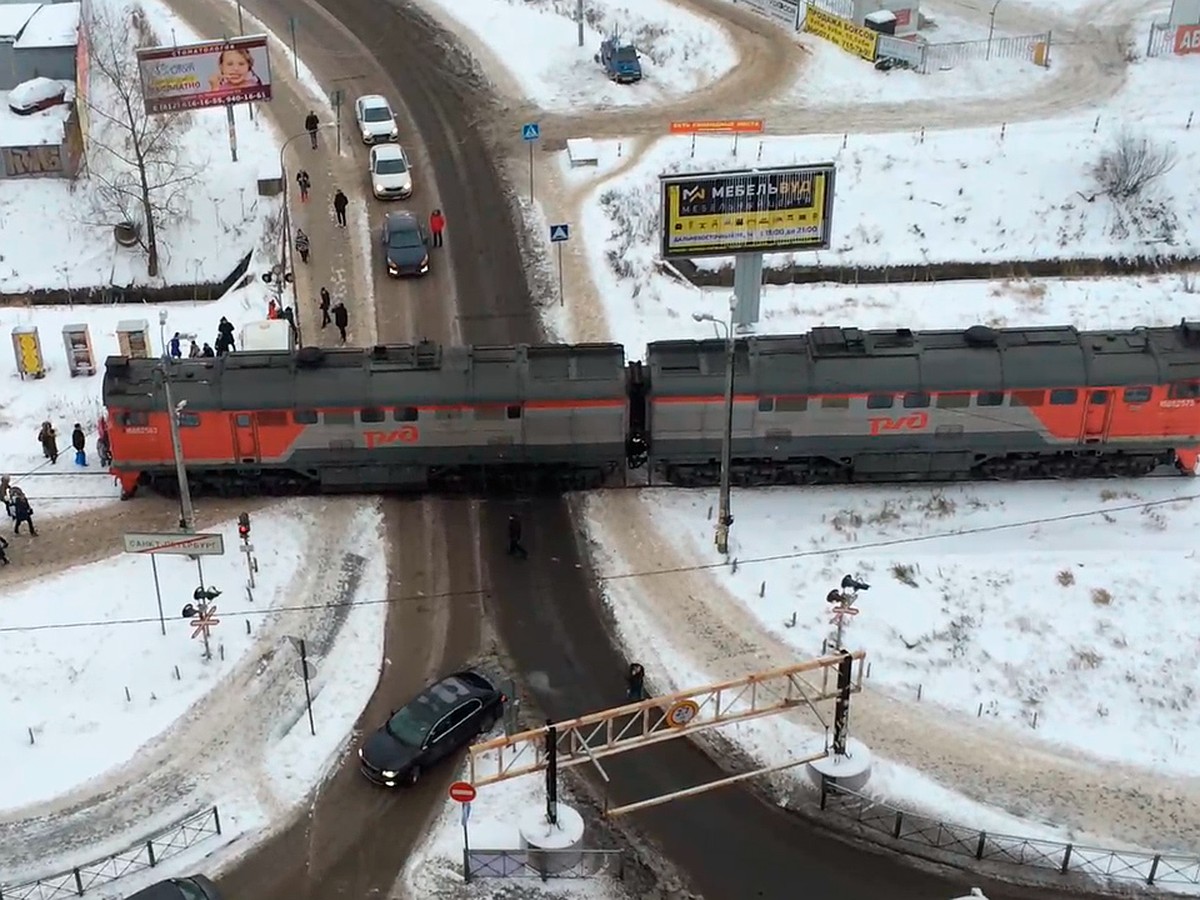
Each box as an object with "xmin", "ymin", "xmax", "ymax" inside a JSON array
[{"xmin": 214, "ymin": 2, "xmax": 1102, "ymax": 900}]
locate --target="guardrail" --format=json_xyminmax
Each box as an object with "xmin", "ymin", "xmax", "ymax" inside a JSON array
[
  {"xmin": 463, "ymin": 848, "xmax": 624, "ymax": 882},
  {"xmin": 819, "ymin": 782, "xmax": 1200, "ymax": 888},
  {"xmin": 0, "ymin": 807, "xmax": 222, "ymax": 900}
]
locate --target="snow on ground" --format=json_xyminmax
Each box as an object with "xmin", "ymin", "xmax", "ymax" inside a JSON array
[
  {"xmin": 401, "ymin": 765, "xmax": 624, "ymax": 899},
  {"xmin": 0, "ymin": 0, "xmax": 280, "ymax": 294},
  {"xmin": 0, "ymin": 277, "xmax": 276, "ymax": 516},
  {"xmin": 0, "ymin": 507, "xmax": 309, "ymax": 812},
  {"xmin": 412, "ymin": 0, "xmax": 736, "ymax": 111},
  {"xmin": 0, "ymin": 83, "xmax": 74, "ymax": 144}
]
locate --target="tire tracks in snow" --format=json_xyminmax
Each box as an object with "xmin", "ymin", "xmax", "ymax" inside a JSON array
[
  {"xmin": 583, "ymin": 490, "xmax": 1200, "ymax": 854},
  {"xmin": 0, "ymin": 499, "xmax": 377, "ymax": 879}
]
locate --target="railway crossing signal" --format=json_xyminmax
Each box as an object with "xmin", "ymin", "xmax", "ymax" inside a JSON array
[
  {"xmin": 184, "ymin": 585, "xmax": 222, "ymax": 660},
  {"xmin": 238, "ymin": 512, "xmax": 251, "ymax": 541},
  {"xmin": 190, "ymin": 604, "xmax": 221, "ymax": 640}
]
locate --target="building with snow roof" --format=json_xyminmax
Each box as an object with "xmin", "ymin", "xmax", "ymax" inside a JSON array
[{"xmin": 0, "ymin": 1, "xmax": 78, "ymax": 89}]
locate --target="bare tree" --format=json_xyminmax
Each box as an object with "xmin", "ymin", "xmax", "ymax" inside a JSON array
[
  {"xmin": 84, "ymin": 1, "xmax": 198, "ymax": 278},
  {"xmin": 1091, "ymin": 128, "xmax": 1177, "ymax": 202}
]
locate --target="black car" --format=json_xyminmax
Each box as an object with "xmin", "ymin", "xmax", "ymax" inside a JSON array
[
  {"xmin": 359, "ymin": 671, "xmax": 505, "ymax": 786},
  {"xmin": 381, "ymin": 211, "xmax": 430, "ymax": 277},
  {"xmin": 126, "ymin": 876, "xmax": 221, "ymax": 900}
]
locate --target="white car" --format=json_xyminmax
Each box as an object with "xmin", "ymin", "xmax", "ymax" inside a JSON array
[
  {"xmin": 369, "ymin": 143, "xmax": 413, "ymax": 200},
  {"xmin": 355, "ymin": 94, "xmax": 398, "ymax": 144},
  {"xmin": 8, "ymin": 76, "xmax": 66, "ymax": 115}
]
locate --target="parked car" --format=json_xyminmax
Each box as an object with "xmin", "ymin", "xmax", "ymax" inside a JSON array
[
  {"xmin": 381, "ymin": 211, "xmax": 431, "ymax": 278},
  {"xmin": 358, "ymin": 671, "xmax": 505, "ymax": 786},
  {"xmin": 369, "ymin": 143, "xmax": 413, "ymax": 200},
  {"xmin": 125, "ymin": 876, "xmax": 222, "ymax": 900},
  {"xmin": 8, "ymin": 77, "xmax": 67, "ymax": 115},
  {"xmin": 354, "ymin": 94, "xmax": 398, "ymax": 144}
]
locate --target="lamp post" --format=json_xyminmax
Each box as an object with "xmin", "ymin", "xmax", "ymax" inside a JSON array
[
  {"xmin": 693, "ymin": 296, "xmax": 737, "ymax": 556},
  {"xmin": 277, "ymin": 127, "xmax": 327, "ymax": 343},
  {"xmin": 986, "ymin": 0, "xmax": 1003, "ymax": 60}
]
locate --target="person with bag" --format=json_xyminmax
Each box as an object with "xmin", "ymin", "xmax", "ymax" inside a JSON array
[
  {"xmin": 295, "ymin": 229, "xmax": 310, "ymax": 264},
  {"xmin": 71, "ymin": 423, "xmax": 87, "ymax": 467}
]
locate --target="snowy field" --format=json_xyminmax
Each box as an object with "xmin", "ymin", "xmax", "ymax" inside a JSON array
[
  {"xmin": 0, "ymin": 277, "xmax": 275, "ymax": 515},
  {"xmin": 0, "ymin": 0, "xmax": 281, "ymax": 294},
  {"xmin": 402, "ymin": 767, "xmax": 623, "ymax": 900},
  {"xmin": 2, "ymin": 500, "xmax": 388, "ymax": 882},
  {"xmin": 412, "ymin": 0, "xmax": 736, "ymax": 110}
]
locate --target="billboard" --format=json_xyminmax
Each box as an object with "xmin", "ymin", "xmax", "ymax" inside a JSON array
[
  {"xmin": 136, "ymin": 35, "xmax": 272, "ymax": 114},
  {"xmin": 1175, "ymin": 22, "xmax": 1200, "ymax": 53},
  {"xmin": 669, "ymin": 119, "xmax": 764, "ymax": 135},
  {"xmin": 804, "ymin": 5, "xmax": 879, "ymax": 61},
  {"xmin": 658, "ymin": 163, "xmax": 837, "ymax": 260}
]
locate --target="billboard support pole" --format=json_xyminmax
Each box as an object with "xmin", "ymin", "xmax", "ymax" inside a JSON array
[
  {"xmin": 225, "ymin": 104, "xmax": 238, "ymax": 162},
  {"xmin": 289, "ymin": 17, "xmax": 299, "ymax": 78},
  {"xmin": 732, "ymin": 253, "xmax": 763, "ymax": 330}
]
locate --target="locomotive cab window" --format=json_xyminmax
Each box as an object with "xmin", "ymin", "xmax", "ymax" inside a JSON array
[
  {"xmin": 777, "ymin": 397, "xmax": 808, "ymax": 412},
  {"xmin": 178, "ymin": 411, "xmax": 200, "ymax": 427},
  {"xmin": 758, "ymin": 397, "xmax": 775, "ymax": 413},
  {"xmin": 1169, "ymin": 382, "xmax": 1200, "ymax": 400},
  {"xmin": 293, "ymin": 409, "xmax": 318, "ymax": 424},
  {"xmin": 1123, "ymin": 386, "xmax": 1152, "ymax": 404},
  {"xmin": 120, "ymin": 411, "xmax": 149, "ymax": 427},
  {"xmin": 235, "ymin": 413, "xmax": 251, "ymax": 427},
  {"xmin": 1049, "ymin": 389, "xmax": 1078, "ymax": 406},
  {"xmin": 394, "ymin": 407, "xmax": 419, "ymax": 422},
  {"xmin": 935, "ymin": 393, "xmax": 970, "ymax": 409},
  {"xmin": 976, "ymin": 391, "xmax": 1005, "ymax": 407},
  {"xmin": 1089, "ymin": 390, "xmax": 1109, "ymax": 405},
  {"xmin": 903, "ymin": 392, "xmax": 930, "ymax": 409},
  {"xmin": 360, "ymin": 408, "xmax": 385, "ymax": 423},
  {"xmin": 506, "ymin": 405, "xmax": 522, "ymax": 419},
  {"xmin": 867, "ymin": 393, "xmax": 894, "ymax": 409},
  {"xmin": 324, "ymin": 411, "xmax": 355, "ymax": 425},
  {"xmin": 1010, "ymin": 390, "xmax": 1045, "ymax": 407},
  {"xmin": 821, "ymin": 396, "xmax": 850, "ymax": 409}
]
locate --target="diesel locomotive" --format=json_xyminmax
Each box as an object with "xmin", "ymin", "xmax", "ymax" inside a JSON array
[{"xmin": 101, "ymin": 321, "xmax": 1200, "ymax": 499}]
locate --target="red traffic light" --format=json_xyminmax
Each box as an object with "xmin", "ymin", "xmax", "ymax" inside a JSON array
[
  {"xmin": 238, "ymin": 525, "xmax": 249, "ymax": 538},
  {"xmin": 237, "ymin": 512, "xmax": 250, "ymax": 540}
]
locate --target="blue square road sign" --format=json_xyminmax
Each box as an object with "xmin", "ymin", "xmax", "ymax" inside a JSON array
[
  {"xmin": 549, "ymin": 224, "xmax": 570, "ymax": 242},
  {"xmin": 522, "ymin": 122, "xmax": 541, "ymax": 141}
]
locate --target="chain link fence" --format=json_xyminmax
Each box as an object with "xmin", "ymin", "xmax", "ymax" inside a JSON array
[
  {"xmin": 463, "ymin": 848, "xmax": 624, "ymax": 882},
  {"xmin": 0, "ymin": 807, "xmax": 222, "ymax": 900},
  {"xmin": 819, "ymin": 782, "xmax": 1200, "ymax": 888}
]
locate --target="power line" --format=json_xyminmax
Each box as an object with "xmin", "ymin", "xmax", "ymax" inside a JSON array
[{"xmin": 1, "ymin": 488, "xmax": 1194, "ymax": 635}]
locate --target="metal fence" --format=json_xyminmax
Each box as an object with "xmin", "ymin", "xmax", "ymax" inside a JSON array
[
  {"xmin": 920, "ymin": 32, "xmax": 1051, "ymax": 73},
  {"xmin": 0, "ymin": 808, "xmax": 223, "ymax": 900},
  {"xmin": 820, "ymin": 782, "xmax": 1200, "ymax": 888},
  {"xmin": 463, "ymin": 848, "xmax": 624, "ymax": 882},
  {"xmin": 1146, "ymin": 21, "xmax": 1174, "ymax": 57}
]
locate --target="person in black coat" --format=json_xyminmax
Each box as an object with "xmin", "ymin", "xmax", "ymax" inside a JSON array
[
  {"xmin": 217, "ymin": 317, "xmax": 235, "ymax": 350},
  {"xmin": 319, "ymin": 287, "xmax": 332, "ymax": 329},
  {"xmin": 332, "ymin": 302, "xmax": 349, "ymax": 343},
  {"xmin": 12, "ymin": 490, "xmax": 36, "ymax": 536},
  {"xmin": 71, "ymin": 423, "xmax": 87, "ymax": 467},
  {"xmin": 38, "ymin": 421, "xmax": 58, "ymax": 464},
  {"xmin": 304, "ymin": 111, "xmax": 319, "ymax": 149},
  {"xmin": 202, "ymin": 343, "xmax": 216, "ymax": 358},
  {"xmin": 507, "ymin": 513, "xmax": 527, "ymax": 559},
  {"xmin": 332, "ymin": 189, "xmax": 349, "ymax": 228},
  {"xmin": 626, "ymin": 663, "xmax": 645, "ymax": 701}
]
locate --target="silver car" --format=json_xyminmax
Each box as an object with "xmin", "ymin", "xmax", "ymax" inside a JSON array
[
  {"xmin": 369, "ymin": 143, "xmax": 413, "ymax": 200},
  {"xmin": 355, "ymin": 94, "xmax": 398, "ymax": 144}
]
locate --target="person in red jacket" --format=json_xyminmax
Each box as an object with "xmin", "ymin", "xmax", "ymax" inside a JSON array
[{"xmin": 429, "ymin": 208, "xmax": 445, "ymax": 248}]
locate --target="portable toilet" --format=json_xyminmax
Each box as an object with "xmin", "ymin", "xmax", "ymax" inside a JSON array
[{"xmin": 240, "ymin": 319, "xmax": 293, "ymax": 352}]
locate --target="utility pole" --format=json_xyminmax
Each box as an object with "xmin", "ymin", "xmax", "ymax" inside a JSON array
[
  {"xmin": 693, "ymin": 295, "xmax": 738, "ymax": 555},
  {"xmin": 160, "ymin": 364, "xmax": 195, "ymax": 532},
  {"xmin": 577, "ymin": 0, "xmax": 584, "ymax": 47}
]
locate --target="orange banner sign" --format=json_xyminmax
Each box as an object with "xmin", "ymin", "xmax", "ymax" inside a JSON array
[{"xmin": 669, "ymin": 119, "xmax": 765, "ymax": 135}]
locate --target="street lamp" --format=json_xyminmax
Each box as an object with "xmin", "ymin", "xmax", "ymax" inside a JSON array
[
  {"xmin": 276, "ymin": 125, "xmax": 331, "ymax": 344},
  {"xmin": 693, "ymin": 296, "xmax": 737, "ymax": 556},
  {"xmin": 986, "ymin": 0, "xmax": 1003, "ymax": 60}
]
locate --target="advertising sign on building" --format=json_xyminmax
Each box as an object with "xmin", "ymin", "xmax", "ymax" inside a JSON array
[
  {"xmin": 1175, "ymin": 22, "xmax": 1200, "ymax": 53},
  {"xmin": 658, "ymin": 163, "xmax": 837, "ymax": 260},
  {"xmin": 136, "ymin": 34, "xmax": 272, "ymax": 114},
  {"xmin": 804, "ymin": 5, "xmax": 879, "ymax": 61}
]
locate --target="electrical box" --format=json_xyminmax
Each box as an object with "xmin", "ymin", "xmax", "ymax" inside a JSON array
[
  {"xmin": 116, "ymin": 319, "xmax": 152, "ymax": 358},
  {"xmin": 62, "ymin": 324, "xmax": 96, "ymax": 376},
  {"xmin": 12, "ymin": 325, "xmax": 45, "ymax": 379}
]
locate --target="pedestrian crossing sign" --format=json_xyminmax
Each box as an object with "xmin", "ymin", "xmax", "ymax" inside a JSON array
[
  {"xmin": 549, "ymin": 224, "xmax": 570, "ymax": 242},
  {"xmin": 521, "ymin": 122, "xmax": 540, "ymax": 141}
]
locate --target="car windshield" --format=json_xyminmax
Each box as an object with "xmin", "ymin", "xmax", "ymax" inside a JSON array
[
  {"xmin": 172, "ymin": 880, "xmax": 207, "ymax": 900},
  {"xmin": 363, "ymin": 106, "xmax": 391, "ymax": 122},
  {"xmin": 374, "ymin": 157, "xmax": 407, "ymax": 175},
  {"xmin": 385, "ymin": 697, "xmax": 442, "ymax": 745},
  {"xmin": 387, "ymin": 225, "xmax": 423, "ymax": 250},
  {"xmin": 615, "ymin": 47, "xmax": 637, "ymax": 61}
]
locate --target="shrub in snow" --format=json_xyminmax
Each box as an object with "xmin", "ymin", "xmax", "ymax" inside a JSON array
[
  {"xmin": 1086, "ymin": 129, "xmax": 1179, "ymax": 248},
  {"xmin": 597, "ymin": 181, "xmax": 659, "ymax": 291}
]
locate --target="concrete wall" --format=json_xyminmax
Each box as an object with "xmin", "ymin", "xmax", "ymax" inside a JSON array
[{"xmin": 0, "ymin": 42, "xmax": 74, "ymax": 88}]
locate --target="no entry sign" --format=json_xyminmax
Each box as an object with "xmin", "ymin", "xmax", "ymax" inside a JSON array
[{"xmin": 448, "ymin": 781, "xmax": 476, "ymax": 803}]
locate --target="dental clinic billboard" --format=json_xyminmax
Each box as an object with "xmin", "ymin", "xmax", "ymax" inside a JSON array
[{"xmin": 136, "ymin": 35, "xmax": 272, "ymax": 114}]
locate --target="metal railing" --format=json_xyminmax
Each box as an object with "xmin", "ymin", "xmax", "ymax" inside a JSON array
[
  {"xmin": 463, "ymin": 848, "xmax": 624, "ymax": 882},
  {"xmin": 0, "ymin": 807, "xmax": 222, "ymax": 900},
  {"xmin": 1146, "ymin": 21, "xmax": 1174, "ymax": 58},
  {"xmin": 920, "ymin": 32, "xmax": 1050, "ymax": 72},
  {"xmin": 819, "ymin": 782, "xmax": 1200, "ymax": 888}
]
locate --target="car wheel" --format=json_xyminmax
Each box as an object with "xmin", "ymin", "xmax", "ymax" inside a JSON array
[
  {"xmin": 479, "ymin": 710, "xmax": 499, "ymax": 735},
  {"xmin": 406, "ymin": 765, "xmax": 421, "ymax": 786}
]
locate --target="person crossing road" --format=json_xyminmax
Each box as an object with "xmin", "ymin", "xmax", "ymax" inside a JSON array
[
  {"xmin": 507, "ymin": 513, "xmax": 528, "ymax": 559},
  {"xmin": 319, "ymin": 287, "xmax": 332, "ymax": 329}
]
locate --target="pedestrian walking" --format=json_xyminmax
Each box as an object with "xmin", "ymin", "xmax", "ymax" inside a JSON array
[
  {"xmin": 38, "ymin": 421, "xmax": 58, "ymax": 464},
  {"xmin": 296, "ymin": 169, "xmax": 311, "ymax": 203},
  {"xmin": 168, "ymin": 332, "xmax": 182, "ymax": 358},
  {"xmin": 626, "ymin": 663, "xmax": 646, "ymax": 701},
  {"xmin": 429, "ymin": 209, "xmax": 445, "ymax": 248},
  {"xmin": 305, "ymin": 110, "xmax": 319, "ymax": 149},
  {"xmin": 295, "ymin": 228, "xmax": 310, "ymax": 264},
  {"xmin": 202, "ymin": 342, "xmax": 216, "ymax": 358},
  {"xmin": 507, "ymin": 513, "xmax": 528, "ymax": 559},
  {"xmin": 281, "ymin": 306, "xmax": 298, "ymax": 343},
  {"xmin": 319, "ymin": 287, "xmax": 332, "ymax": 329},
  {"xmin": 333, "ymin": 189, "xmax": 349, "ymax": 228},
  {"xmin": 267, "ymin": 298, "xmax": 279, "ymax": 320},
  {"xmin": 12, "ymin": 489, "xmax": 36, "ymax": 536},
  {"xmin": 0, "ymin": 533, "xmax": 8, "ymax": 565},
  {"xmin": 332, "ymin": 302, "xmax": 348, "ymax": 343},
  {"xmin": 0, "ymin": 475, "xmax": 13, "ymax": 519},
  {"xmin": 71, "ymin": 423, "xmax": 87, "ymax": 467},
  {"xmin": 217, "ymin": 316, "xmax": 236, "ymax": 354},
  {"xmin": 188, "ymin": 339, "xmax": 201, "ymax": 358}
]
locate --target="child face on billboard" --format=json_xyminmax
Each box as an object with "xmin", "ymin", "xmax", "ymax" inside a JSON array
[{"xmin": 217, "ymin": 49, "xmax": 255, "ymax": 87}]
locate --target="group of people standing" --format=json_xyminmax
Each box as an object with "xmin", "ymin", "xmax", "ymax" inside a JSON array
[{"xmin": 166, "ymin": 319, "xmax": 236, "ymax": 358}]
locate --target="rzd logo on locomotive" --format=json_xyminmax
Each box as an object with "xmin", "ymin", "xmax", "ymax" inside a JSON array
[
  {"xmin": 364, "ymin": 426, "xmax": 420, "ymax": 448},
  {"xmin": 867, "ymin": 412, "xmax": 929, "ymax": 436}
]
